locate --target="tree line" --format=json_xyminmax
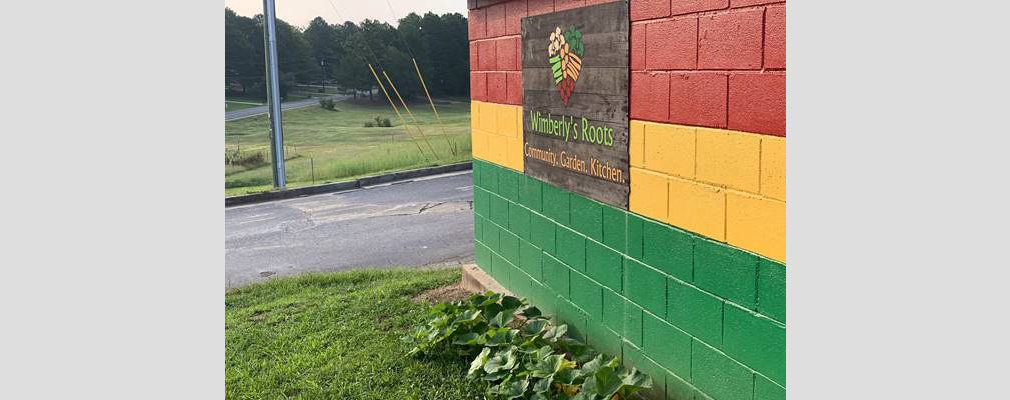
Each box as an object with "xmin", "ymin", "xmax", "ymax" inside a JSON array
[{"xmin": 225, "ymin": 8, "xmax": 470, "ymax": 100}]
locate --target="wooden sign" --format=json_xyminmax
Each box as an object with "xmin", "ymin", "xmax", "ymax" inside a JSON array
[{"xmin": 521, "ymin": 1, "xmax": 630, "ymax": 209}]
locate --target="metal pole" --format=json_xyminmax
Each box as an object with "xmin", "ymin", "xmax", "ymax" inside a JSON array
[{"xmin": 262, "ymin": 0, "xmax": 285, "ymax": 189}]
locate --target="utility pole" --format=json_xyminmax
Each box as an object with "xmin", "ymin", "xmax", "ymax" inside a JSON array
[
  {"xmin": 262, "ymin": 0, "xmax": 285, "ymax": 189},
  {"xmin": 320, "ymin": 59, "xmax": 326, "ymax": 93}
]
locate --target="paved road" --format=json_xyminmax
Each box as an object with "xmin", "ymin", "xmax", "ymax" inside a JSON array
[
  {"xmin": 225, "ymin": 171, "xmax": 475, "ymax": 288},
  {"xmin": 225, "ymin": 94, "xmax": 351, "ymax": 121}
]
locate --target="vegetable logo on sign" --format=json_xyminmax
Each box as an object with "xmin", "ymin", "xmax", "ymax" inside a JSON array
[{"xmin": 547, "ymin": 25, "xmax": 584, "ymax": 105}]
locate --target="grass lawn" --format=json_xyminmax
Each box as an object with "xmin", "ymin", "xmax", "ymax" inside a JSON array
[
  {"xmin": 225, "ymin": 268, "xmax": 484, "ymax": 399},
  {"xmin": 226, "ymin": 101, "xmax": 262, "ymax": 112},
  {"xmin": 225, "ymin": 98, "xmax": 471, "ymax": 195}
]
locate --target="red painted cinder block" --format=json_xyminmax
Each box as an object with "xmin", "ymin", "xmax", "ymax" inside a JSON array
[
  {"xmin": 669, "ymin": 73, "xmax": 728, "ymax": 128},
  {"xmin": 505, "ymin": 0, "xmax": 527, "ymax": 35},
  {"xmin": 488, "ymin": 72, "xmax": 508, "ymax": 103},
  {"xmin": 646, "ymin": 17, "xmax": 697, "ymax": 70},
  {"xmin": 728, "ymin": 73, "xmax": 785, "ymax": 136},
  {"xmin": 496, "ymin": 37, "xmax": 519, "ymax": 71},
  {"xmin": 469, "ymin": 9, "xmax": 486, "ymax": 40},
  {"xmin": 731, "ymin": 0, "xmax": 782, "ymax": 8},
  {"xmin": 630, "ymin": 72, "xmax": 670, "ymax": 122},
  {"xmin": 487, "ymin": 4, "xmax": 506, "ymax": 38},
  {"xmin": 765, "ymin": 5, "xmax": 786, "ymax": 69},
  {"xmin": 698, "ymin": 9, "xmax": 763, "ymax": 69},
  {"xmin": 528, "ymin": 0, "xmax": 553, "ymax": 16},
  {"xmin": 471, "ymin": 72, "xmax": 487, "ymax": 101},
  {"xmin": 478, "ymin": 40, "xmax": 497, "ymax": 71},
  {"xmin": 556, "ymin": 0, "xmax": 586, "ymax": 11},
  {"xmin": 586, "ymin": 0, "xmax": 615, "ymax": 5},
  {"xmin": 631, "ymin": 23, "xmax": 645, "ymax": 70},
  {"xmin": 506, "ymin": 71, "xmax": 523, "ymax": 105},
  {"xmin": 470, "ymin": 42, "xmax": 479, "ymax": 71},
  {"xmin": 631, "ymin": 0, "xmax": 669, "ymax": 21},
  {"xmin": 672, "ymin": 0, "xmax": 729, "ymax": 16}
]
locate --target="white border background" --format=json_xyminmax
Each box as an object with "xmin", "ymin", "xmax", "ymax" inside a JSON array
[{"xmin": 1, "ymin": 0, "xmax": 1008, "ymax": 398}]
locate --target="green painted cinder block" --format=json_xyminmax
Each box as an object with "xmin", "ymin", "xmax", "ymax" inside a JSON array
[
  {"xmin": 602, "ymin": 288, "xmax": 624, "ymax": 334},
  {"xmin": 511, "ymin": 268, "xmax": 534, "ymax": 298},
  {"xmin": 542, "ymin": 253, "xmax": 571, "ymax": 298},
  {"xmin": 622, "ymin": 342, "xmax": 667, "ymax": 400},
  {"xmin": 472, "ymin": 159, "xmax": 482, "ymax": 187},
  {"xmin": 643, "ymin": 311, "xmax": 691, "ymax": 379},
  {"xmin": 570, "ymin": 270, "xmax": 603, "ymax": 320},
  {"xmin": 498, "ymin": 167, "xmax": 519, "ymax": 201},
  {"xmin": 624, "ymin": 257, "xmax": 667, "ymax": 318},
  {"xmin": 626, "ymin": 214, "xmax": 645, "ymax": 259},
  {"xmin": 666, "ymin": 369, "xmax": 701, "ymax": 400},
  {"xmin": 754, "ymin": 374, "xmax": 786, "ymax": 400},
  {"xmin": 691, "ymin": 340, "xmax": 754, "ymax": 400},
  {"xmin": 694, "ymin": 239, "xmax": 758, "ymax": 310},
  {"xmin": 480, "ymin": 160, "xmax": 498, "ymax": 193},
  {"xmin": 602, "ymin": 206, "xmax": 627, "ymax": 253},
  {"xmin": 623, "ymin": 298, "xmax": 644, "ymax": 348},
  {"xmin": 542, "ymin": 183, "xmax": 571, "ymax": 224},
  {"xmin": 500, "ymin": 230, "xmax": 520, "ymax": 266},
  {"xmin": 585, "ymin": 320, "xmax": 623, "ymax": 362},
  {"xmin": 490, "ymin": 251, "xmax": 506, "ymax": 283},
  {"xmin": 475, "ymin": 243, "xmax": 491, "ymax": 271},
  {"xmin": 570, "ymin": 195, "xmax": 603, "ymax": 241},
  {"xmin": 556, "ymin": 225, "xmax": 587, "ymax": 272},
  {"xmin": 528, "ymin": 280, "xmax": 557, "ymax": 318},
  {"xmin": 483, "ymin": 220, "xmax": 500, "ymax": 252},
  {"xmin": 557, "ymin": 297, "xmax": 588, "ymax": 342},
  {"xmin": 473, "ymin": 187, "xmax": 489, "ymax": 218},
  {"xmin": 758, "ymin": 258, "xmax": 786, "ymax": 324},
  {"xmin": 518, "ymin": 240, "xmax": 543, "ymax": 281},
  {"xmin": 474, "ymin": 214, "xmax": 484, "ymax": 242},
  {"xmin": 529, "ymin": 212, "xmax": 557, "ymax": 255},
  {"xmin": 508, "ymin": 203, "xmax": 531, "ymax": 240},
  {"xmin": 518, "ymin": 175, "xmax": 543, "ymax": 213},
  {"xmin": 643, "ymin": 219, "xmax": 694, "ymax": 282},
  {"xmin": 585, "ymin": 239, "xmax": 623, "ymax": 292},
  {"xmin": 723, "ymin": 304, "xmax": 786, "ymax": 386},
  {"xmin": 667, "ymin": 278, "xmax": 723, "ymax": 347},
  {"xmin": 489, "ymin": 193, "xmax": 510, "ymax": 228}
]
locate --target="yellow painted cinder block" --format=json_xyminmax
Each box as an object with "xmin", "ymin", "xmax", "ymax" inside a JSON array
[
  {"xmin": 629, "ymin": 168, "xmax": 668, "ymax": 222},
  {"xmin": 668, "ymin": 177, "xmax": 725, "ymax": 241},
  {"xmin": 505, "ymin": 137, "xmax": 524, "ymax": 172},
  {"xmin": 726, "ymin": 192, "xmax": 785, "ymax": 262},
  {"xmin": 472, "ymin": 130, "xmax": 487, "ymax": 160},
  {"xmin": 497, "ymin": 104, "xmax": 519, "ymax": 139},
  {"xmin": 645, "ymin": 123, "xmax": 695, "ymax": 179},
  {"xmin": 517, "ymin": 108, "xmax": 525, "ymax": 138},
  {"xmin": 479, "ymin": 101, "xmax": 497, "ymax": 134},
  {"xmin": 761, "ymin": 137, "xmax": 786, "ymax": 201},
  {"xmin": 487, "ymin": 134, "xmax": 508, "ymax": 167},
  {"xmin": 471, "ymin": 101, "xmax": 480, "ymax": 134},
  {"xmin": 695, "ymin": 128, "xmax": 761, "ymax": 193},
  {"xmin": 630, "ymin": 120, "xmax": 644, "ymax": 167}
]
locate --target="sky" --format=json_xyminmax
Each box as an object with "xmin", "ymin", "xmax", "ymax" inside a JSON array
[{"xmin": 224, "ymin": 0, "xmax": 468, "ymax": 28}]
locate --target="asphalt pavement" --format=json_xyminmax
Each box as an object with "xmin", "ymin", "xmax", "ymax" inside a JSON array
[
  {"xmin": 225, "ymin": 171, "xmax": 475, "ymax": 288},
  {"xmin": 225, "ymin": 94, "xmax": 351, "ymax": 121}
]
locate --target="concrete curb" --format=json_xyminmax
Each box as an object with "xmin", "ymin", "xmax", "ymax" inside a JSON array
[
  {"xmin": 225, "ymin": 161, "xmax": 472, "ymax": 207},
  {"xmin": 460, "ymin": 264, "xmax": 512, "ymax": 296}
]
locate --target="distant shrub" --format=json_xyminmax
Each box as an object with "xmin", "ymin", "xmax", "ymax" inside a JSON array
[
  {"xmin": 225, "ymin": 148, "xmax": 266, "ymax": 167},
  {"xmin": 319, "ymin": 98, "xmax": 337, "ymax": 110},
  {"xmin": 364, "ymin": 115, "xmax": 391, "ymax": 128}
]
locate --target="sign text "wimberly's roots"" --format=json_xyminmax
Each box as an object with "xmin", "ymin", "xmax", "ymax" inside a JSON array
[{"xmin": 527, "ymin": 110, "xmax": 615, "ymax": 147}]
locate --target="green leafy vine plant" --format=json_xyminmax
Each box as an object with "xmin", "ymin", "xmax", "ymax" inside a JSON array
[{"xmin": 403, "ymin": 292, "xmax": 653, "ymax": 400}]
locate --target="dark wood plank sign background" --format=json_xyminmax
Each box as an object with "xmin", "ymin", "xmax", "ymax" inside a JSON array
[{"xmin": 521, "ymin": 0, "xmax": 630, "ymax": 209}]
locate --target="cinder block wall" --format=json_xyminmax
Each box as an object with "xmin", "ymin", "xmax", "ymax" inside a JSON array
[{"xmin": 468, "ymin": 1, "xmax": 785, "ymax": 399}]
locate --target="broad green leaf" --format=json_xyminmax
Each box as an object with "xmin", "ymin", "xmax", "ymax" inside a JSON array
[
  {"xmin": 518, "ymin": 305, "xmax": 542, "ymax": 319},
  {"xmin": 501, "ymin": 295, "xmax": 523, "ymax": 309},
  {"xmin": 484, "ymin": 346, "xmax": 518, "ymax": 374},
  {"xmin": 521, "ymin": 319, "xmax": 549, "ymax": 336},
  {"xmin": 453, "ymin": 332, "xmax": 480, "ymax": 345},
  {"xmin": 500, "ymin": 376, "xmax": 529, "ymax": 399},
  {"xmin": 454, "ymin": 309, "xmax": 482, "ymax": 324},
  {"xmin": 532, "ymin": 375, "xmax": 553, "ymax": 393},
  {"xmin": 482, "ymin": 302, "xmax": 504, "ymax": 321},
  {"xmin": 468, "ymin": 347, "xmax": 491, "ymax": 377},
  {"xmin": 542, "ymin": 324, "xmax": 568, "ymax": 342}
]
